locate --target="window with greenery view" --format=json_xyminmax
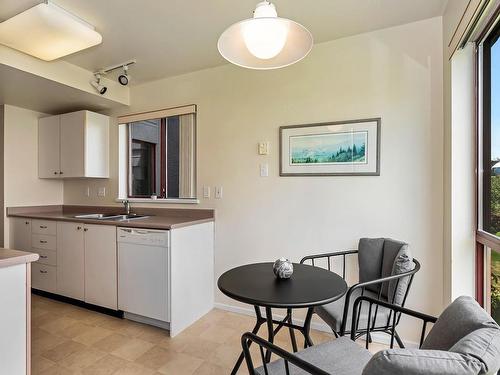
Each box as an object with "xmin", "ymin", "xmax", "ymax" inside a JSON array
[{"xmin": 482, "ymin": 22, "xmax": 500, "ymax": 323}]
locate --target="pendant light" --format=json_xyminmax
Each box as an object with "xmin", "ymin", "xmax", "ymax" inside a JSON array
[{"xmin": 218, "ymin": 1, "xmax": 313, "ymax": 70}]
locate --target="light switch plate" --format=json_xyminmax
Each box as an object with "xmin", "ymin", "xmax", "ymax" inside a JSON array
[
  {"xmin": 203, "ymin": 186, "xmax": 211, "ymax": 198},
  {"xmin": 258, "ymin": 141, "xmax": 270, "ymax": 155},
  {"xmin": 260, "ymin": 163, "xmax": 269, "ymax": 177},
  {"xmin": 98, "ymin": 187, "xmax": 106, "ymax": 197},
  {"xmin": 215, "ymin": 186, "xmax": 223, "ymax": 199}
]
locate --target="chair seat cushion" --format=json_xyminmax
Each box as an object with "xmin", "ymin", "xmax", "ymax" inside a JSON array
[
  {"xmin": 362, "ymin": 349, "xmax": 484, "ymax": 375},
  {"xmin": 255, "ymin": 337, "xmax": 372, "ymax": 375},
  {"xmin": 315, "ymin": 289, "xmax": 391, "ymax": 333}
]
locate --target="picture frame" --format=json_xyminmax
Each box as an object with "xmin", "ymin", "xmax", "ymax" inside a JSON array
[{"xmin": 279, "ymin": 118, "xmax": 381, "ymax": 176}]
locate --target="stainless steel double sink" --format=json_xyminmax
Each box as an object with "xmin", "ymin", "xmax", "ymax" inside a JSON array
[{"xmin": 73, "ymin": 213, "xmax": 149, "ymax": 221}]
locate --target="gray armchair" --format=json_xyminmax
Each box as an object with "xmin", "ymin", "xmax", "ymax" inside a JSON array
[
  {"xmin": 242, "ymin": 296, "xmax": 500, "ymax": 375},
  {"xmin": 300, "ymin": 238, "xmax": 420, "ymax": 346}
]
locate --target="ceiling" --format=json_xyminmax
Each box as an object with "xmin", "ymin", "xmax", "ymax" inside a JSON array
[
  {"xmin": 0, "ymin": 64, "xmax": 127, "ymax": 114},
  {"xmin": 0, "ymin": 0, "xmax": 448, "ymax": 85}
]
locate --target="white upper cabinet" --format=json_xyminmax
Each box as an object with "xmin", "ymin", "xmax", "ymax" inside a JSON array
[
  {"xmin": 39, "ymin": 110, "xmax": 109, "ymax": 179},
  {"xmin": 38, "ymin": 116, "xmax": 61, "ymax": 178}
]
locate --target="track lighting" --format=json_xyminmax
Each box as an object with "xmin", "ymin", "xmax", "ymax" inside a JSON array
[
  {"xmin": 118, "ymin": 65, "xmax": 129, "ymax": 86},
  {"xmin": 91, "ymin": 73, "xmax": 107, "ymax": 95},
  {"xmin": 91, "ymin": 60, "xmax": 135, "ymax": 93}
]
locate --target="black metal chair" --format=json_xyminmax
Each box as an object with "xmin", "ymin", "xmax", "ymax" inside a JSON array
[{"xmin": 300, "ymin": 238, "xmax": 420, "ymax": 347}]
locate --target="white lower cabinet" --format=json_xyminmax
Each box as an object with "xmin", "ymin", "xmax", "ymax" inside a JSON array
[
  {"xmin": 9, "ymin": 218, "xmax": 32, "ymax": 252},
  {"xmin": 57, "ymin": 222, "xmax": 85, "ymax": 300},
  {"xmin": 84, "ymin": 225, "xmax": 117, "ymax": 310},
  {"xmin": 32, "ymin": 263, "xmax": 57, "ymax": 293},
  {"xmin": 10, "ymin": 219, "xmax": 118, "ymax": 310}
]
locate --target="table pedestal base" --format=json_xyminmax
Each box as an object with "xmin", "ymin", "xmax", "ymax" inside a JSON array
[{"xmin": 231, "ymin": 306, "xmax": 315, "ymax": 375}]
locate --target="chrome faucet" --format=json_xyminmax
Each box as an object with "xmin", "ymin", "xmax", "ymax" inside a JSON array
[{"xmin": 123, "ymin": 199, "xmax": 131, "ymax": 215}]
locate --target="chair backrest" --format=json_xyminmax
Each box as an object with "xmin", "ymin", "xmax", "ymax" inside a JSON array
[
  {"xmin": 358, "ymin": 238, "xmax": 414, "ymax": 304},
  {"xmin": 362, "ymin": 296, "xmax": 500, "ymax": 375}
]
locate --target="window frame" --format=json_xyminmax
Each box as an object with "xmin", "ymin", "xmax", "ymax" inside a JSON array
[
  {"xmin": 476, "ymin": 17, "xmax": 500, "ymax": 308},
  {"xmin": 118, "ymin": 105, "xmax": 198, "ymax": 203}
]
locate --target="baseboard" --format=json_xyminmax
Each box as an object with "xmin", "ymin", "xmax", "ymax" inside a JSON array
[
  {"xmin": 32, "ymin": 289, "xmax": 123, "ymax": 318},
  {"xmin": 214, "ymin": 302, "xmax": 418, "ymax": 348},
  {"xmin": 123, "ymin": 312, "xmax": 170, "ymax": 331}
]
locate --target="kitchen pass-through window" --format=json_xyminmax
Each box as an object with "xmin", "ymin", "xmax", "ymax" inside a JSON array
[{"xmin": 118, "ymin": 105, "xmax": 196, "ymax": 200}]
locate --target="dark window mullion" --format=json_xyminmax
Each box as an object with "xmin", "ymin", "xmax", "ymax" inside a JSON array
[{"xmin": 160, "ymin": 118, "xmax": 167, "ymax": 198}]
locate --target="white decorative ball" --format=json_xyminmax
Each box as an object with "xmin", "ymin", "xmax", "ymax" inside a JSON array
[{"xmin": 273, "ymin": 258, "xmax": 294, "ymax": 279}]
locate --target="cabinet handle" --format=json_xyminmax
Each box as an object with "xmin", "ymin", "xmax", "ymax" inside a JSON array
[
  {"xmin": 40, "ymin": 255, "xmax": 48, "ymax": 259},
  {"xmin": 77, "ymin": 226, "xmax": 82, "ymax": 230},
  {"xmin": 59, "ymin": 171, "xmax": 63, "ymax": 175},
  {"xmin": 39, "ymin": 240, "xmax": 47, "ymax": 244},
  {"xmin": 39, "ymin": 270, "xmax": 47, "ymax": 274},
  {"xmin": 54, "ymin": 171, "xmax": 58, "ymax": 175},
  {"xmin": 84, "ymin": 228, "xmax": 88, "ymax": 232},
  {"xmin": 25, "ymin": 221, "xmax": 29, "ymax": 225},
  {"xmin": 40, "ymin": 225, "xmax": 47, "ymax": 229}
]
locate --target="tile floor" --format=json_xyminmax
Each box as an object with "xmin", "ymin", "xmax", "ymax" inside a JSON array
[{"xmin": 32, "ymin": 294, "xmax": 385, "ymax": 374}]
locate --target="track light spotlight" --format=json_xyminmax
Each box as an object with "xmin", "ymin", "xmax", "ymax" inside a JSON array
[
  {"xmin": 91, "ymin": 73, "xmax": 107, "ymax": 95},
  {"xmin": 118, "ymin": 65, "xmax": 129, "ymax": 86}
]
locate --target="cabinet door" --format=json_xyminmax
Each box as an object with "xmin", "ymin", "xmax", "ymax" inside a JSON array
[
  {"xmin": 85, "ymin": 111, "xmax": 110, "ymax": 178},
  {"xmin": 60, "ymin": 111, "xmax": 85, "ymax": 178},
  {"xmin": 84, "ymin": 225, "xmax": 117, "ymax": 310},
  {"xmin": 9, "ymin": 218, "xmax": 31, "ymax": 251},
  {"xmin": 57, "ymin": 222, "xmax": 84, "ymax": 300},
  {"xmin": 38, "ymin": 116, "xmax": 60, "ymax": 178}
]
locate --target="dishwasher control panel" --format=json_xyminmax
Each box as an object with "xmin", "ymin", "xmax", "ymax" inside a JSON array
[{"xmin": 117, "ymin": 227, "xmax": 169, "ymax": 247}]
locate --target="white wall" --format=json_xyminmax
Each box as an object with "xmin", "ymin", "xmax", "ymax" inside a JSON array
[
  {"xmin": 442, "ymin": 0, "xmax": 476, "ymax": 304},
  {"xmin": 64, "ymin": 17, "xmax": 444, "ymax": 339},
  {"xmin": 2, "ymin": 105, "xmax": 63, "ymax": 247}
]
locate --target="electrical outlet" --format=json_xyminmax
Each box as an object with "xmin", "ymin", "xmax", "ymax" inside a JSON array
[
  {"xmin": 98, "ymin": 187, "xmax": 106, "ymax": 197},
  {"xmin": 203, "ymin": 186, "xmax": 211, "ymax": 198},
  {"xmin": 215, "ymin": 186, "xmax": 223, "ymax": 199}
]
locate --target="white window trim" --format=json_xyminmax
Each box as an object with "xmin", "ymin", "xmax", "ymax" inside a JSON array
[{"xmin": 115, "ymin": 198, "xmax": 200, "ymax": 204}]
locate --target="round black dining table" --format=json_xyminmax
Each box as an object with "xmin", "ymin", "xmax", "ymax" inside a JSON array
[{"xmin": 218, "ymin": 262, "xmax": 347, "ymax": 374}]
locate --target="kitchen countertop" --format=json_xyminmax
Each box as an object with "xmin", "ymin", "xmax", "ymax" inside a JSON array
[
  {"xmin": 7, "ymin": 205, "xmax": 215, "ymax": 230},
  {"xmin": 0, "ymin": 248, "xmax": 39, "ymax": 269}
]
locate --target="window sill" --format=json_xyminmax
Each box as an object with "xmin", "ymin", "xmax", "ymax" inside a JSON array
[{"xmin": 115, "ymin": 198, "xmax": 200, "ymax": 204}]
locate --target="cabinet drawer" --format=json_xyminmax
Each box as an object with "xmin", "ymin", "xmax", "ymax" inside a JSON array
[
  {"xmin": 32, "ymin": 263, "xmax": 56, "ymax": 293},
  {"xmin": 32, "ymin": 220, "xmax": 57, "ymax": 235},
  {"xmin": 34, "ymin": 249, "xmax": 56, "ymax": 266},
  {"xmin": 32, "ymin": 234, "xmax": 56, "ymax": 251}
]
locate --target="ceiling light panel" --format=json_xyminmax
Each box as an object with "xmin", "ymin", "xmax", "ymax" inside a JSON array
[{"xmin": 0, "ymin": 1, "xmax": 102, "ymax": 61}]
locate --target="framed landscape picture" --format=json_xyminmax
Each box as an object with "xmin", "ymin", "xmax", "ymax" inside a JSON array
[{"xmin": 279, "ymin": 118, "xmax": 380, "ymax": 176}]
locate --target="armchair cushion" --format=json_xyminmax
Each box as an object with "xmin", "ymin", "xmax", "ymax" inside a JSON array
[
  {"xmin": 315, "ymin": 289, "xmax": 391, "ymax": 333},
  {"xmin": 362, "ymin": 349, "xmax": 484, "ymax": 375},
  {"xmin": 387, "ymin": 243, "xmax": 414, "ymax": 305},
  {"xmin": 449, "ymin": 327, "xmax": 500, "ymax": 374},
  {"xmin": 422, "ymin": 296, "xmax": 498, "ymax": 351},
  {"xmin": 255, "ymin": 337, "xmax": 372, "ymax": 375},
  {"xmin": 358, "ymin": 238, "xmax": 385, "ymax": 294},
  {"xmin": 358, "ymin": 238, "xmax": 412, "ymax": 301}
]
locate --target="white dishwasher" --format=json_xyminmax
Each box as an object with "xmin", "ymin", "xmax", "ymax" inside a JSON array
[{"xmin": 117, "ymin": 227, "xmax": 170, "ymax": 325}]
